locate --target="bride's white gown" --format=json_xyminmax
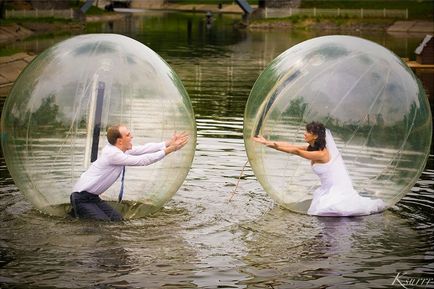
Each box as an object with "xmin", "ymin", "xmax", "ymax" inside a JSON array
[{"xmin": 307, "ymin": 130, "xmax": 386, "ymax": 216}]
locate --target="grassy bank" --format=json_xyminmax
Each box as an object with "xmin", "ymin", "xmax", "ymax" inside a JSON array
[
  {"xmin": 299, "ymin": 0, "xmax": 433, "ymax": 20},
  {"xmin": 0, "ymin": 17, "xmax": 77, "ymax": 25},
  {"xmin": 249, "ymin": 16, "xmax": 395, "ymax": 31},
  {"xmin": 248, "ymin": 0, "xmax": 432, "ymax": 30},
  {"xmin": 168, "ymin": 0, "xmax": 433, "ymax": 20},
  {"xmin": 0, "ymin": 3, "xmax": 113, "ymax": 37},
  {"xmin": 0, "ymin": 48, "xmax": 22, "ymax": 57}
]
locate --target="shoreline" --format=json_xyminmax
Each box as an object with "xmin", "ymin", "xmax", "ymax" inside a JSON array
[
  {"xmin": 119, "ymin": 3, "xmax": 433, "ymax": 33},
  {"xmin": 1, "ymin": 8, "xmax": 432, "ymax": 46},
  {"xmin": 248, "ymin": 19, "xmax": 433, "ymax": 33},
  {"xmin": 0, "ymin": 13, "xmax": 125, "ymax": 45}
]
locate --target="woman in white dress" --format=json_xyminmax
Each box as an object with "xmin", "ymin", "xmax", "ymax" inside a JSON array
[{"xmin": 253, "ymin": 122, "xmax": 386, "ymax": 216}]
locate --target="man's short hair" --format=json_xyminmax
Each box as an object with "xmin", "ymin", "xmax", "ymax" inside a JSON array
[{"xmin": 107, "ymin": 125, "xmax": 122, "ymax": 145}]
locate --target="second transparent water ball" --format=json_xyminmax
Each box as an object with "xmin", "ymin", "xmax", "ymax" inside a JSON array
[
  {"xmin": 1, "ymin": 34, "xmax": 196, "ymax": 218},
  {"xmin": 244, "ymin": 35, "xmax": 432, "ymax": 214}
]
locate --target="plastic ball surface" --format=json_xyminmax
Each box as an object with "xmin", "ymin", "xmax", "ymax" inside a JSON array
[
  {"xmin": 1, "ymin": 34, "xmax": 196, "ymax": 218},
  {"xmin": 244, "ymin": 35, "xmax": 432, "ymax": 214}
]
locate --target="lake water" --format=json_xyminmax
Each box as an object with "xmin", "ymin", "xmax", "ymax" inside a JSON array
[{"xmin": 1, "ymin": 11, "xmax": 433, "ymax": 288}]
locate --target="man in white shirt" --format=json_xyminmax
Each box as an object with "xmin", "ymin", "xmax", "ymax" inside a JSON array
[{"xmin": 70, "ymin": 124, "xmax": 189, "ymax": 221}]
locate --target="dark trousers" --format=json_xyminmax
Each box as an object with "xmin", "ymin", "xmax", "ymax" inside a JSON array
[{"xmin": 70, "ymin": 191, "xmax": 122, "ymax": 221}]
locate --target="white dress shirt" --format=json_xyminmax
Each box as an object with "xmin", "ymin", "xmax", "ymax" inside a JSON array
[{"xmin": 73, "ymin": 142, "xmax": 166, "ymax": 195}]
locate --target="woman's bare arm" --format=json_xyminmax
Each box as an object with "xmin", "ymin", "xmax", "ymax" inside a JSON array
[{"xmin": 252, "ymin": 135, "xmax": 329, "ymax": 163}]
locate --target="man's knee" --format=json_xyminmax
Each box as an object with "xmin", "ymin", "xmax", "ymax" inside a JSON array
[
  {"xmin": 76, "ymin": 202, "xmax": 111, "ymax": 221},
  {"xmin": 70, "ymin": 192, "xmax": 110, "ymax": 221},
  {"xmin": 96, "ymin": 201, "xmax": 123, "ymax": 221},
  {"xmin": 69, "ymin": 192, "xmax": 122, "ymax": 221}
]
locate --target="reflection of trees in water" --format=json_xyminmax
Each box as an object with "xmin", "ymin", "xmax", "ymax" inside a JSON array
[{"xmin": 130, "ymin": 12, "xmax": 247, "ymax": 59}]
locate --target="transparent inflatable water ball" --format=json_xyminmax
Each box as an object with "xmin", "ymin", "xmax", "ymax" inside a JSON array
[
  {"xmin": 1, "ymin": 34, "xmax": 196, "ymax": 218},
  {"xmin": 244, "ymin": 35, "xmax": 432, "ymax": 214}
]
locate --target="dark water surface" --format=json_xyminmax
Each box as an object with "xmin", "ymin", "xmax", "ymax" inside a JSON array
[{"xmin": 1, "ymin": 11, "xmax": 433, "ymax": 288}]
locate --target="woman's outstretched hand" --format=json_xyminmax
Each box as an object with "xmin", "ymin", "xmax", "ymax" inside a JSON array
[
  {"xmin": 252, "ymin": 135, "xmax": 267, "ymax": 145},
  {"xmin": 254, "ymin": 134, "xmax": 321, "ymax": 160},
  {"xmin": 252, "ymin": 135, "xmax": 276, "ymax": 148}
]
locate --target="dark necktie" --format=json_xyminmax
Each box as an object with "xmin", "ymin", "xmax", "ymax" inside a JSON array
[{"xmin": 118, "ymin": 166, "xmax": 125, "ymax": 203}]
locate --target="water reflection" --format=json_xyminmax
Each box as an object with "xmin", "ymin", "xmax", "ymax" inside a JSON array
[
  {"xmin": 0, "ymin": 191, "xmax": 199, "ymax": 288},
  {"xmin": 239, "ymin": 208, "xmax": 434, "ymax": 288}
]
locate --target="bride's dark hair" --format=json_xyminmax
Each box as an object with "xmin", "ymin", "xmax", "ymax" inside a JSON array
[{"xmin": 306, "ymin": 122, "xmax": 326, "ymax": 151}]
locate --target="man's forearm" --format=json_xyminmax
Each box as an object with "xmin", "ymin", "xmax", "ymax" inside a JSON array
[{"xmin": 127, "ymin": 142, "xmax": 165, "ymax": 155}]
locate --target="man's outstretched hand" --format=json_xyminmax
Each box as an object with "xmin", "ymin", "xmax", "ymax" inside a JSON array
[
  {"xmin": 166, "ymin": 132, "xmax": 188, "ymax": 146},
  {"xmin": 165, "ymin": 132, "xmax": 189, "ymax": 155}
]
